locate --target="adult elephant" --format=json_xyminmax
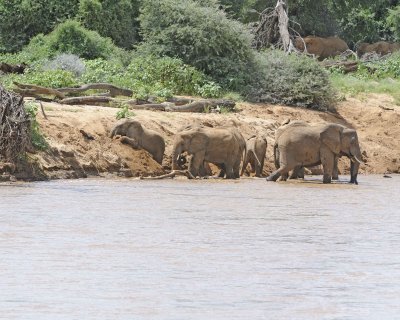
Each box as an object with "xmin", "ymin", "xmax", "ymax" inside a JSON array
[
  {"xmin": 171, "ymin": 126, "xmax": 243, "ymax": 179},
  {"xmin": 357, "ymin": 41, "xmax": 400, "ymax": 57},
  {"xmin": 294, "ymin": 36, "xmax": 349, "ymax": 60},
  {"xmin": 174, "ymin": 123, "xmax": 245, "ymax": 178},
  {"xmin": 267, "ymin": 122, "xmax": 363, "ymax": 184},
  {"xmin": 241, "ymin": 135, "xmax": 267, "ymax": 177},
  {"xmin": 110, "ymin": 119, "xmax": 165, "ymax": 164},
  {"xmin": 273, "ymin": 120, "xmax": 339, "ymax": 180}
]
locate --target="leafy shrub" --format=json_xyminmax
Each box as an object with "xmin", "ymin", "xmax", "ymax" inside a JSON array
[
  {"xmin": 247, "ymin": 50, "xmax": 335, "ymax": 110},
  {"xmin": 46, "ymin": 20, "xmax": 118, "ymax": 60},
  {"xmin": 77, "ymin": 0, "xmax": 141, "ymax": 49},
  {"xmin": 0, "ymin": 0, "xmax": 79, "ymax": 53},
  {"xmin": 44, "ymin": 53, "xmax": 86, "ymax": 77},
  {"xmin": 24, "ymin": 102, "xmax": 49, "ymax": 151},
  {"xmin": 81, "ymin": 59, "xmax": 123, "ymax": 83},
  {"xmin": 116, "ymin": 105, "xmax": 135, "ymax": 120},
  {"xmin": 387, "ymin": 6, "xmax": 400, "ymax": 41},
  {"xmin": 139, "ymin": 0, "xmax": 255, "ymax": 90}
]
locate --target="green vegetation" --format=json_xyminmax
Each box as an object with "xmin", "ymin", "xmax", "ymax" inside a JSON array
[
  {"xmin": 24, "ymin": 102, "xmax": 49, "ymax": 150},
  {"xmin": 1, "ymin": 0, "xmax": 399, "ymax": 109},
  {"xmin": 116, "ymin": 105, "xmax": 135, "ymax": 120}
]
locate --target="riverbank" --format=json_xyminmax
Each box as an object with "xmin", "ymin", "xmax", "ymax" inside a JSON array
[{"xmin": 3, "ymin": 93, "xmax": 400, "ymax": 181}]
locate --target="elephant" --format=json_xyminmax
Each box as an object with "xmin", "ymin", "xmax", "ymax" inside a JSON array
[
  {"xmin": 273, "ymin": 120, "xmax": 340, "ymax": 180},
  {"xmin": 174, "ymin": 122, "xmax": 246, "ymax": 178},
  {"xmin": 241, "ymin": 135, "xmax": 267, "ymax": 177},
  {"xmin": 294, "ymin": 36, "xmax": 349, "ymax": 60},
  {"xmin": 110, "ymin": 119, "xmax": 165, "ymax": 165},
  {"xmin": 267, "ymin": 122, "xmax": 363, "ymax": 184},
  {"xmin": 357, "ymin": 41, "xmax": 400, "ymax": 57},
  {"xmin": 171, "ymin": 126, "xmax": 244, "ymax": 179}
]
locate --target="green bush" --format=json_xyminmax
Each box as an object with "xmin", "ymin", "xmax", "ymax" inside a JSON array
[
  {"xmin": 77, "ymin": 0, "xmax": 141, "ymax": 49},
  {"xmin": 247, "ymin": 50, "xmax": 335, "ymax": 110},
  {"xmin": 0, "ymin": 0, "xmax": 79, "ymax": 53},
  {"xmin": 46, "ymin": 20, "xmax": 118, "ymax": 60},
  {"xmin": 24, "ymin": 102, "xmax": 49, "ymax": 151},
  {"xmin": 387, "ymin": 5, "xmax": 400, "ymax": 41},
  {"xmin": 138, "ymin": 0, "xmax": 255, "ymax": 90}
]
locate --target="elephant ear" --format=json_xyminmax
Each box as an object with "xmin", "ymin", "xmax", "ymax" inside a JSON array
[{"xmin": 320, "ymin": 124, "xmax": 343, "ymax": 155}]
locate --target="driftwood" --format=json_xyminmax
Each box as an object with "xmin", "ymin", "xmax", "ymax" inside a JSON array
[
  {"xmin": 167, "ymin": 99, "xmax": 235, "ymax": 112},
  {"xmin": 253, "ymin": 0, "xmax": 295, "ymax": 51},
  {"xmin": 59, "ymin": 96, "xmax": 116, "ymax": 106},
  {"xmin": 57, "ymin": 83, "xmax": 133, "ymax": 97},
  {"xmin": 0, "ymin": 85, "xmax": 31, "ymax": 161},
  {"xmin": 13, "ymin": 82, "xmax": 65, "ymax": 99},
  {"xmin": 320, "ymin": 60, "xmax": 359, "ymax": 73},
  {"xmin": 125, "ymin": 101, "xmax": 168, "ymax": 111},
  {"xmin": 139, "ymin": 170, "xmax": 196, "ymax": 180}
]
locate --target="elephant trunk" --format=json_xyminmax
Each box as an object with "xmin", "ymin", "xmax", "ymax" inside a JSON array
[
  {"xmin": 273, "ymin": 143, "xmax": 280, "ymax": 169},
  {"xmin": 110, "ymin": 126, "xmax": 118, "ymax": 138},
  {"xmin": 349, "ymin": 143, "xmax": 362, "ymax": 185},
  {"xmin": 172, "ymin": 143, "xmax": 183, "ymax": 170}
]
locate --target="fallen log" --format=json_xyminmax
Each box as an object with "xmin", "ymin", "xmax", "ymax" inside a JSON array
[
  {"xmin": 139, "ymin": 170, "xmax": 196, "ymax": 180},
  {"xmin": 320, "ymin": 60, "xmax": 359, "ymax": 73},
  {"xmin": 57, "ymin": 83, "xmax": 133, "ymax": 97},
  {"xmin": 13, "ymin": 82, "xmax": 65, "ymax": 99},
  {"xmin": 125, "ymin": 100, "xmax": 167, "ymax": 111},
  {"xmin": 59, "ymin": 96, "xmax": 116, "ymax": 106},
  {"xmin": 166, "ymin": 99, "xmax": 235, "ymax": 112}
]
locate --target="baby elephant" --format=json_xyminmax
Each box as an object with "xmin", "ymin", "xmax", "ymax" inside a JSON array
[
  {"xmin": 241, "ymin": 135, "xmax": 267, "ymax": 177},
  {"xmin": 110, "ymin": 119, "xmax": 165, "ymax": 164}
]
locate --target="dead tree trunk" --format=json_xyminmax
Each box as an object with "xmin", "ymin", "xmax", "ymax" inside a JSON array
[{"xmin": 253, "ymin": 0, "xmax": 295, "ymax": 52}]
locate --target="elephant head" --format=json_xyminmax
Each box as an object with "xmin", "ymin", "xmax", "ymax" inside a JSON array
[
  {"xmin": 110, "ymin": 119, "xmax": 143, "ymax": 140},
  {"xmin": 320, "ymin": 124, "xmax": 363, "ymax": 184},
  {"xmin": 171, "ymin": 131, "xmax": 205, "ymax": 170}
]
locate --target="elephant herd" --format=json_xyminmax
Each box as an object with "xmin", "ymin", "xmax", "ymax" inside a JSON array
[
  {"xmin": 294, "ymin": 36, "xmax": 400, "ymax": 60},
  {"xmin": 110, "ymin": 118, "xmax": 364, "ymax": 184}
]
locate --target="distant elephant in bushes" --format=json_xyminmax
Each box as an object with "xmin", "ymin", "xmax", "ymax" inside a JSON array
[
  {"xmin": 267, "ymin": 122, "xmax": 363, "ymax": 184},
  {"xmin": 357, "ymin": 41, "xmax": 400, "ymax": 57},
  {"xmin": 110, "ymin": 119, "xmax": 165, "ymax": 164},
  {"xmin": 172, "ymin": 126, "xmax": 244, "ymax": 179},
  {"xmin": 241, "ymin": 135, "xmax": 267, "ymax": 177},
  {"xmin": 294, "ymin": 36, "xmax": 349, "ymax": 60}
]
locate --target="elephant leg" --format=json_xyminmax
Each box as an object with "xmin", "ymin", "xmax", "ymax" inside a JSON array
[
  {"xmin": 218, "ymin": 164, "xmax": 226, "ymax": 178},
  {"xmin": 255, "ymin": 163, "xmax": 261, "ymax": 177},
  {"xmin": 224, "ymin": 163, "xmax": 235, "ymax": 179},
  {"xmin": 289, "ymin": 166, "xmax": 304, "ymax": 179},
  {"xmin": 349, "ymin": 160, "xmax": 359, "ymax": 185},
  {"xmin": 320, "ymin": 149, "xmax": 334, "ymax": 184},
  {"xmin": 266, "ymin": 166, "xmax": 289, "ymax": 181},
  {"xmin": 189, "ymin": 153, "xmax": 204, "ymax": 178},
  {"xmin": 332, "ymin": 156, "xmax": 339, "ymax": 180}
]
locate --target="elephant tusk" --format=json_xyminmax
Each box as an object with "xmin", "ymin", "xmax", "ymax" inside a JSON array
[{"xmin": 354, "ymin": 155, "xmax": 364, "ymax": 165}]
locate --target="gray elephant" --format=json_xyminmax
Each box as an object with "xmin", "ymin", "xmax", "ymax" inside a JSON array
[
  {"xmin": 273, "ymin": 120, "xmax": 340, "ymax": 180},
  {"xmin": 267, "ymin": 122, "xmax": 363, "ymax": 184},
  {"xmin": 110, "ymin": 119, "xmax": 165, "ymax": 165},
  {"xmin": 171, "ymin": 126, "xmax": 244, "ymax": 179},
  {"xmin": 241, "ymin": 135, "xmax": 267, "ymax": 177}
]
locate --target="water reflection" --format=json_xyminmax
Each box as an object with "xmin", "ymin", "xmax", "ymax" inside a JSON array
[{"xmin": 0, "ymin": 176, "xmax": 399, "ymax": 319}]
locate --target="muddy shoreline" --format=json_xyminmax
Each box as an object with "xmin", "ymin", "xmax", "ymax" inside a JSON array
[{"xmin": 1, "ymin": 94, "xmax": 399, "ymax": 182}]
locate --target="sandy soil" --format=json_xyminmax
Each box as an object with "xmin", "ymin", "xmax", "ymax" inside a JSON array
[{"xmin": 6, "ymin": 93, "xmax": 399, "ymax": 181}]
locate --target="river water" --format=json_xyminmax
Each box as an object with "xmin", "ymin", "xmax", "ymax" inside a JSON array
[{"xmin": 0, "ymin": 175, "xmax": 399, "ymax": 319}]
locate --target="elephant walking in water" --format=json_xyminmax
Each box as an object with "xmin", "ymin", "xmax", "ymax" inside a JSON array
[
  {"xmin": 241, "ymin": 135, "xmax": 267, "ymax": 177},
  {"xmin": 172, "ymin": 126, "xmax": 245, "ymax": 179},
  {"xmin": 267, "ymin": 122, "xmax": 363, "ymax": 184},
  {"xmin": 110, "ymin": 119, "xmax": 165, "ymax": 165}
]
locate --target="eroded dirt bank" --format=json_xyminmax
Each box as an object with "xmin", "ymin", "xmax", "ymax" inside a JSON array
[{"xmin": 5, "ymin": 94, "xmax": 400, "ymax": 181}]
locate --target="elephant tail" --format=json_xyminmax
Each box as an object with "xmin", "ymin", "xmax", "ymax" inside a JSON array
[{"xmin": 274, "ymin": 143, "xmax": 280, "ymax": 169}]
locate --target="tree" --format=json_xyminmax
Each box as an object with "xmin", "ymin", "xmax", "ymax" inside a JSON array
[
  {"xmin": 77, "ymin": 0, "xmax": 141, "ymax": 49},
  {"xmin": 0, "ymin": 0, "xmax": 79, "ymax": 53}
]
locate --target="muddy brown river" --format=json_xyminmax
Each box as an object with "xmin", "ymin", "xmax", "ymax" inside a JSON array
[{"xmin": 0, "ymin": 175, "xmax": 399, "ymax": 319}]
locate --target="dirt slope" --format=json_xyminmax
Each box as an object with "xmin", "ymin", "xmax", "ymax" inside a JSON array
[{"xmin": 11, "ymin": 94, "xmax": 399, "ymax": 180}]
